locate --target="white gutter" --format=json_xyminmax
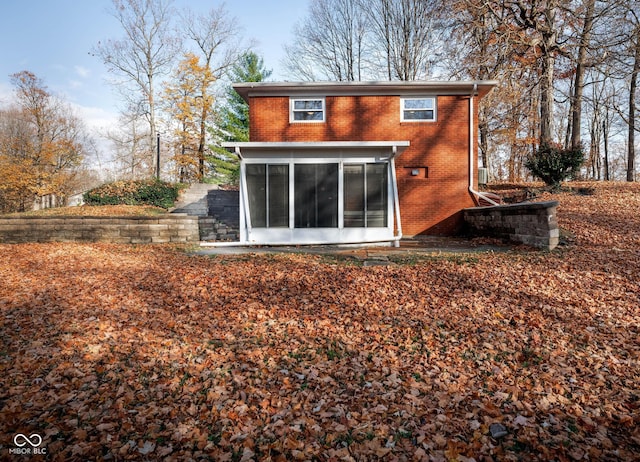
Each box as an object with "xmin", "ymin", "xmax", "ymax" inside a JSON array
[
  {"xmin": 234, "ymin": 146, "xmax": 243, "ymax": 161},
  {"xmin": 390, "ymin": 145, "xmax": 403, "ymax": 247},
  {"xmin": 468, "ymin": 84, "xmax": 500, "ymax": 206}
]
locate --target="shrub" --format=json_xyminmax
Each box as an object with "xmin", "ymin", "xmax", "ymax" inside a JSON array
[
  {"xmin": 525, "ymin": 143, "xmax": 585, "ymax": 189},
  {"xmin": 83, "ymin": 180, "xmax": 181, "ymax": 209}
]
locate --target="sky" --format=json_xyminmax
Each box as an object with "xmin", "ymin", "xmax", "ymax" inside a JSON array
[{"xmin": 0, "ymin": 0, "xmax": 309, "ymax": 136}]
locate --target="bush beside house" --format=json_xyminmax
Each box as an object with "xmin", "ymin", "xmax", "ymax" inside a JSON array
[{"xmin": 525, "ymin": 143, "xmax": 585, "ymax": 189}]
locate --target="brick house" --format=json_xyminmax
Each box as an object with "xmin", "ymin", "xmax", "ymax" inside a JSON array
[{"xmin": 223, "ymin": 80, "xmax": 497, "ymax": 246}]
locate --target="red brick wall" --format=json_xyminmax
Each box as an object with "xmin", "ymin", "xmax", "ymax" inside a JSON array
[{"xmin": 249, "ymin": 94, "xmax": 478, "ymax": 236}]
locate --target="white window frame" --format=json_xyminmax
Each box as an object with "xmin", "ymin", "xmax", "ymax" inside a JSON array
[
  {"xmin": 290, "ymin": 97, "xmax": 326, "ymax": 123},
  {"xmin": 400, "ymin": 96, "xmax": 437, "ymax": 122}
]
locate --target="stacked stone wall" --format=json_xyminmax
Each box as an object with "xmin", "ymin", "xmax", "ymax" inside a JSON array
[
  {"xmin": 202, "ymin": 190, "xmax": 239, "ymax": 241},
  {"xmin": 463, "ymin": 201, "xmax": 559, "ymax": 250},
  {"xmin": 0, "ymin": 215, "xmax": 199, "ymax": 244}
]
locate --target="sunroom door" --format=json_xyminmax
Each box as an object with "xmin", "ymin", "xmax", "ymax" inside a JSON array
[{"xmin": 294, "ymin": 163, "xmax": 339, "ymax": 228}]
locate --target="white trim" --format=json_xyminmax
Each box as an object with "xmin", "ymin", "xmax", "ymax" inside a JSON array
[
  {"xmin": 232, "ymin": 80, "xmax": 499, "ymax": 102},
  {"xmin": 290, "ymin": 97, "xmax": 326, "ymax": 123},
  {"xmin": 239, "ymin": 162, "xmax": 251, "ymax": 242},
  {"xmin": 224, "ymin": 141, "xmax": 410, "ymax": 150},
  {"xmin": 243, "ymin": 227, "xmax": 395, "ymax": 246},
  {"xmin": 390, "ymin": 148, "xmax": 402, "ymax": 245},
  {"xmin": 400, "ymin": 96, "xmax": 436, "ymax": 122},
  {"xmin": 338, "ymin": 162, "xmax": 344, "ymax": 229}
]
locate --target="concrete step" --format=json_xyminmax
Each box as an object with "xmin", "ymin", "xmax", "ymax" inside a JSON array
[
  {"xmin": 171, "ymin": 183, "xmax": 219, "ymax": 217},
  {"xmin": 173, "ymin": 203, "xmax": 208, "ymax": 215}
]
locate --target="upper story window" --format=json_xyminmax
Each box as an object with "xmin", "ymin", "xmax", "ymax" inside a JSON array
[
  {"xmin": 290, "ymin": 97, "xmax": 325, "ymax": 122},
  {"xmin": 401, "ymin": 97, "xmax": 436, "ymax": 122}
]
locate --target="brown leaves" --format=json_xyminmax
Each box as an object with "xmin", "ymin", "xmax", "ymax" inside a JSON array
[
  {"xmin": 3, "ymin": 204, "xmax": 167, "ymax": 218},
  {"xmin": 1, "ymin": 182, "xmax": 639, "ymax": 460}
]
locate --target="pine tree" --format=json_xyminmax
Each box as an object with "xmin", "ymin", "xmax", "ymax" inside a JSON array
[{"xmin": 209, "ymin": 52, "xmax": 272, "ymax": 185}]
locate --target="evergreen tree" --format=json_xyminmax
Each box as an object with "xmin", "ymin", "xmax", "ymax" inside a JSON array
[{"xmin": 209, "ymin": 52, "xmax": 272, "ymax": 185}]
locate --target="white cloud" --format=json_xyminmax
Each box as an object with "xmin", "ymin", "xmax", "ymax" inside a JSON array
[
  {"xmin": 75, "ymin": 65, "xmax": 91, "ymax": 78},
  {"xmin": 71, "ymin": 102, "xmax": 120, "ymax": 171},
  {"xmin": 73, "ymin": 103, "xmax": 118, "ymax": 133}
]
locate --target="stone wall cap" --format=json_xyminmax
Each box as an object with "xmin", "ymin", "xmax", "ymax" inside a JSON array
[
  {"xmin": 464, "ymin": 200, "xmax": 559, "ymax": 212},
  {"xmin": 0, "ymin": 214, "xmax": 192, "ymax": 220}
]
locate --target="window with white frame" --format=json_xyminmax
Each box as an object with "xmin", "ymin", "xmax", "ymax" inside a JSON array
[
  {"xmin": 246, "ymin": 164, "xmax": 289, "ymax": 227},
  {"xmin": 401, "ymin": 97, "xmax": 436, "ymax": 121},
  {"xmin": 290, "ymin": 97, "xmax": 325, "ymax": 122},
  {"xmin": 344, "ymin": 164, "xmax": 388, "ymax": 228}
]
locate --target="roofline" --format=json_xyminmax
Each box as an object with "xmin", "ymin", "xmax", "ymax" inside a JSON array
[
  {"xmin": 222, "ymin": 141, "xmax": 410, "ymax": 150},
  {"xmin": 232, "ymin": 80, "xmax": 498, "ymax": 102}
]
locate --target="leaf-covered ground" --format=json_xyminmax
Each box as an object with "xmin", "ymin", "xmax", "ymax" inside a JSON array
[
  {"xmin": 1, "ymin": 204, "xmax": 167, "ymax": 218},
  {"xmin": 1, "ymin": 182, "xmax": 639, "ymax": 461}
]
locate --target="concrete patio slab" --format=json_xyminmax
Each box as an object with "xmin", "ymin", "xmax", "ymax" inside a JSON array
[{"xmin": 194, "ymin": 237, "xmax": 515, "ymax": 261}]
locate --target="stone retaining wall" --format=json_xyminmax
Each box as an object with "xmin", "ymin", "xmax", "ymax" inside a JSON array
[
  {"xmin": 463, "ymin": 201, "xmax": 559, "ymax": 250},
  {"xmin": 0, "ymin": 215, "xmax": 200, "ymax": 244},
  {"xmin": 198, "ymin": 217, "xmax": 238, "ymax": 242},
  {"xmin": 208, "ymin": 190, "xmax": 239, "ymax": 225},
  {"xmin": 204, "ymin": 190, "xmax": 240, "ymax": 241}
]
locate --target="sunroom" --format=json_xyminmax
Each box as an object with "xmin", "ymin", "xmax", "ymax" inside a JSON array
[{"xmin": 223, "ymin": 141, "xmax": 410, "ymax": 246}]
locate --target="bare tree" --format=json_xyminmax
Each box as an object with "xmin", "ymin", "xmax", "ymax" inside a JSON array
[
  {"xmin": 284, "ymin": 0, "xmax": 369, "ymax": 81},
  {"xmin": 284, "ymin": 0, "xmax": 444, "ymax": 82},
  {"xmin": 486, "ymin": 1, "xmax": 565, "ymax": 146},
  {"xmin": 366, "ymin": 0, "xmax": 443, "ymax": 80},
  {"xmin": 93, "ymin": 0, "xmax": 180, "ymax": 178},
  {"xmin": 446, "ymin": 0, "xmax": 523, "ymax": 176},
  {"xmin": 105, "ymin": 112, "xmax": 152, "ymax": 179}
]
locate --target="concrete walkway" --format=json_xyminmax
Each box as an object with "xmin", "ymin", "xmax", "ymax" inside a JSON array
[{"xmin": 194, "ymin": 237, "xmax": 514, "ymax": 264}]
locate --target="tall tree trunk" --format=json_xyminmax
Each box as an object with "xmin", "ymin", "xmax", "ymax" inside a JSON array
[
  {"xmin": 603, "ymin": 119, "xmax": 610, "ymax": 181},
  {"xmin": 479, "ymin": 117, "xmax": 489, "ymax": 171},
  {"xmin": 198, "ymin": 102, "xmax": 207, "ymax": 182},
  {"xmin": 628, "ymin": 27, "xmax": 640, "ymax": 182},
  {"xmin": 539, "ymin": 51, "xmax": 555, "ymax": 146},
  {"xmin": 539, "ymin": 4, "xmax": 558, "ymax": 147},
  {"xmin": 149, "ymin": 75, "xmax": 157, "ymax": 178},
  {"xmin": 570, "ymin": 0, "xmax": 596, "ymax": 150}
]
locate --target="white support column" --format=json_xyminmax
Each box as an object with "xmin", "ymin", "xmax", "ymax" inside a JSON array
[
  {"xmin": 338, "ymin": 161, "xmax": 344, "ymax": 229},
  {"xmin": 390, "ymin": 146, "xmax": 402, "ymax": 246},
  {"xmin": 238, "ymin": 153, "xmax": 252, "ymax": 243}
]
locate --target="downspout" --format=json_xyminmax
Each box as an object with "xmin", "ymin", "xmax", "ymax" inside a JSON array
[
  {"xmin": 390, "ymin": 145, "xmax": 402, "ymax": 247},
  {"xmin": 236, "ymin": 147, "xmax": 252, "ymax": 243},
  {"xmin": 468, "ymin": 84, "xmax": 500, "ymax": 206}
]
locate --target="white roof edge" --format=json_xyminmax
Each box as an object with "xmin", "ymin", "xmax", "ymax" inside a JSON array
[
  {"xmin": 233, "ymin": 80, "xmax": 498, "ymax": 100},
  {"xmin": 233, "ymin": 80, "xmax": 498, "ymax": 90},
  {"xmin": 222, "ymin": 141, "xmax": 410, "ymax": 149}
]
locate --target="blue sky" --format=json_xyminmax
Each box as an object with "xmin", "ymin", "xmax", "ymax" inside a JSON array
[{"xmin": 0, "ymin": 0, "xmax": 309, "ymax": 132}]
